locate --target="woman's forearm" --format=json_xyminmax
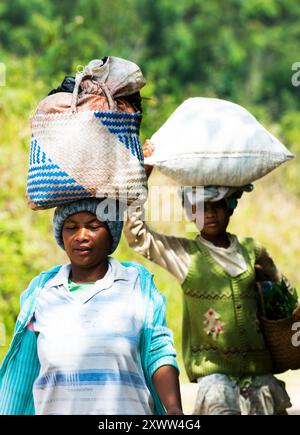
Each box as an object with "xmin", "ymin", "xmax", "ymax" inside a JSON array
[{"xmin": 152, "ymin": 365, "xmax": 183, "ymax": 415}]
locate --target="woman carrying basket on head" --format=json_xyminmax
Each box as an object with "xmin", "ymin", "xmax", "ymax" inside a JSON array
[{"xmin": 0, "ymin": 58, "xmax": 183, "ymax": 416}]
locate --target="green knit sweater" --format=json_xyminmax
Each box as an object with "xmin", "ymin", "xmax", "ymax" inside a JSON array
[{"xmin": 181, "ymin": 237, "xmax": 272, "ymax": 381}]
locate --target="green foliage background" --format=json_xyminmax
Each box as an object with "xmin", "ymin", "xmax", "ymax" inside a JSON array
[{"xmin": 1, "ymin": 0, "xmax": 300, "ymax": 382}]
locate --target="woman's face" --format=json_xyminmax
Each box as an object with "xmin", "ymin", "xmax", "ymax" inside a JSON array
[{"xmin": 62, "ymin": 212, "xmax": 112, "ymax": 268}]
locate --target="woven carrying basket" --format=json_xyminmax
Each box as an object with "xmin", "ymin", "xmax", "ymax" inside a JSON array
[
  {"xmin": 257, "ymin": 282, "xmax": 300, "ymax": 374},
  {"xmin": 27, "ymin": 74, "xmax": 147, "ymax": 210}
]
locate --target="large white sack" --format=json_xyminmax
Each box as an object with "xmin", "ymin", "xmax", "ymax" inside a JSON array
[{"xmin": 144, "ymin": 97, "xmax": 294, "ymax": 186}]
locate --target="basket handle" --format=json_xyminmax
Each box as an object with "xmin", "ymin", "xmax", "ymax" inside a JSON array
[{"xmin": 70, "ymin": 70, "xmax": 116, "ymax": 113}]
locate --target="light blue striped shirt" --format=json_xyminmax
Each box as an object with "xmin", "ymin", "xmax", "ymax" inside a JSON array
[
  {"xmin": 31, "ymin": 258, "xmax": 154, "ymax": 415},
  {"xmin": 0, "ymin": 261, "xmax": 179, "ymax": 415}
]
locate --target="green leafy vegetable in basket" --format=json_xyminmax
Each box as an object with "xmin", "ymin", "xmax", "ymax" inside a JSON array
[{"xmin": 261, "ymin": 278, "xmax": 298, "ymax": 320}]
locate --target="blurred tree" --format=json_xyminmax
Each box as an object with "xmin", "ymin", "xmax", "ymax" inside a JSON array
[
  {"xmin": 138, "ymin": 0, "xmax": 300, "ymax": 116},
  {"xmin": 1, "ymin": 0, "xmax": 300, "ymax": 116}
]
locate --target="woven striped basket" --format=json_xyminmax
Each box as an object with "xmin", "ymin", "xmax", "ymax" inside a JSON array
[
  {"xmin": 27, "ymin": 77, "xmax": 147, "ymax": 210},
  {"xmin": 257, "ymin": 283, "xmax": 300, "ymax": 374}
]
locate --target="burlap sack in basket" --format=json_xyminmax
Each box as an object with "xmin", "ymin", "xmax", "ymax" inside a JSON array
[
  {"xmin": 257, "ymin": 282, "xmax": 300, "ymax": 374},
  {"xmin": 27, "ymin": 58, "xmax": 147, "ymax": 210}
]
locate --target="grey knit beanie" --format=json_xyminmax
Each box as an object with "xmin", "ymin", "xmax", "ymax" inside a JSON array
[{"xmin": 53, "ymin": 198, "xmax": 124, "ymax": 254}]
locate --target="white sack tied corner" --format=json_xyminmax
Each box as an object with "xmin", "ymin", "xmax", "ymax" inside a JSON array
[{"xmin": 144, "ymin": 97, "xmax": 294, "ymax": 186}]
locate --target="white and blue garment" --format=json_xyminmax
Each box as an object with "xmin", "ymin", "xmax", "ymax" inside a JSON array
[{"xmin": 31, "ymin": 258, "xmax": 154, "ymax": 415}]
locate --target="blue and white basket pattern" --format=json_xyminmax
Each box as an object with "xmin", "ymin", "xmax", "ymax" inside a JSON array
[{"xmin": 27, "ymin": 110, "xmax": 147, "ymax": 209}]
